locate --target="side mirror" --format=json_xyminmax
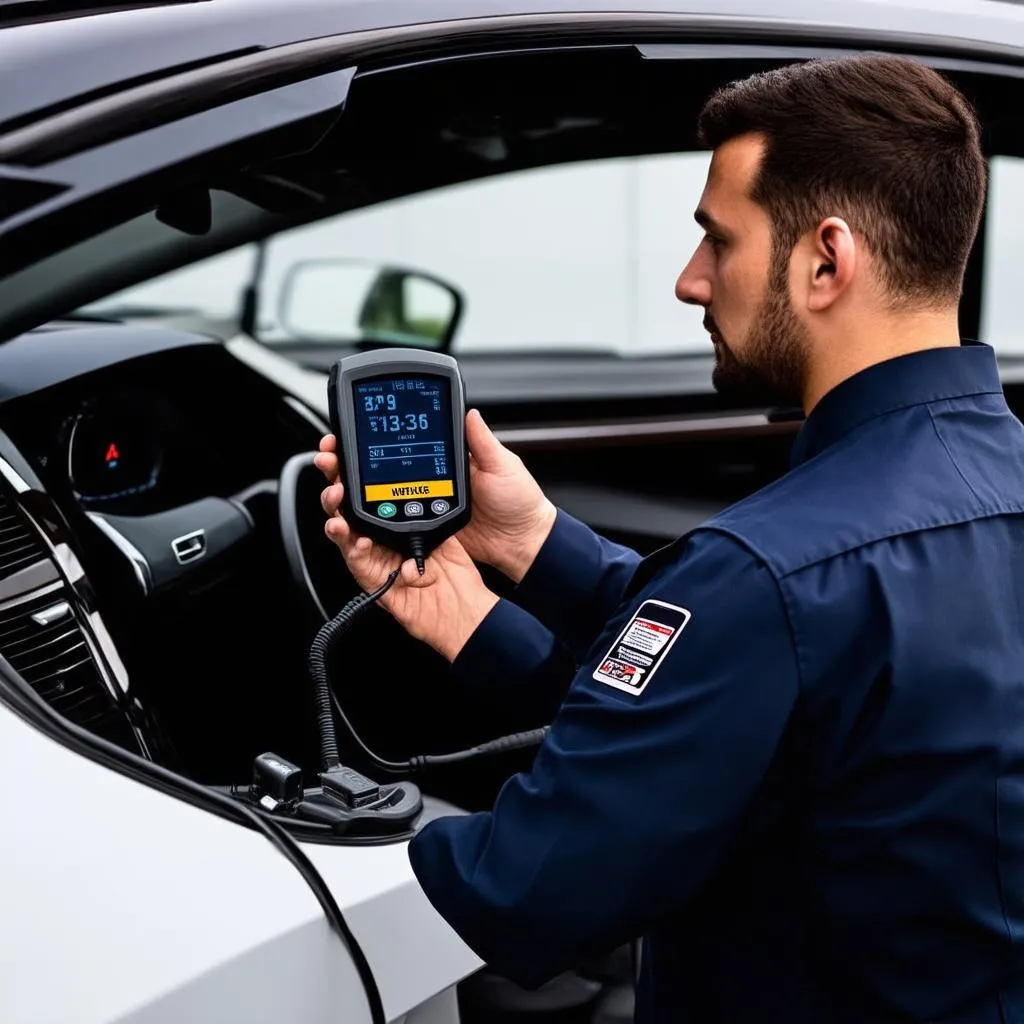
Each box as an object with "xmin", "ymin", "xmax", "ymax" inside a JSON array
[{"xmin": 277, "ymin": 258, "xmax": 463, "ymax": 351}]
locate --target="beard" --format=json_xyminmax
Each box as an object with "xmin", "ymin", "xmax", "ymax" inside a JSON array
[{"xmin": 708, "ymin": 254, "xmax": 809, "ymax": 409}]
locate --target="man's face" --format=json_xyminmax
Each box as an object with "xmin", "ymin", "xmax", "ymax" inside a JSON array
[{"xmin": 675, "ymin": 134, "xmax": 809, "ymax": 408}]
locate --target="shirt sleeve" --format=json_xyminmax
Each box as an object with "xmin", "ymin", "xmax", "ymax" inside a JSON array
[
  {"xmin": 408, "ymin": 529, "xmax": 800, "ymax": 989},
  {"xmin": 510, "ymin": 508, "xmax": 642, "ymax": 660},
  {"xmin": 450, "ymin": 597, "xmax": 578, "ymax": 723}
]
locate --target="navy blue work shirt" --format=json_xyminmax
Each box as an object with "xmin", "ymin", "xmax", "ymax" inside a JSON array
[{"xmin": 409, "ymin": 341, "xmax": 1024, "ymax": 1023}]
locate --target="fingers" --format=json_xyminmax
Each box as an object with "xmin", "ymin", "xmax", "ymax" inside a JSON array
[
  {"xmin": 397, "ymin": 535, "xmax": 474, "ymax": 588},
  {"xmin": 314, "ymin": 435, "xmax": 340, "ymax": 485},
  {"xmin": 320, "ymin": 480, "xmax": 344, "ymax": 517},
  {"xmin": 325, "ymin": 519, "xmax": 404, "ymax": 600},
  {"xmin": 325, "ymin": 518, "xmax": 389, "ymax": 572},
  {"xmin": 324, "ymin": 510, "xmax": 352, "ymax": 547},
  {"xmin": 400, "ymin": 557, "xmax": 428, "ymax": 587},
  {"xmin": 465, "ymin": 409, "xmax": 507, "ymax": 471},
  {"xmin": 313, "ymin": 454, "xmax": 339, "ymax": 484}
]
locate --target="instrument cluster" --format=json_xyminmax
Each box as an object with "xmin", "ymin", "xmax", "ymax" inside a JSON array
[{"xmin": 63, "ymin": 398, "xmax": 163, "ymax": 507}]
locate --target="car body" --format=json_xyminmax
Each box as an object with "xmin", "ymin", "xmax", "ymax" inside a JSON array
[{"xmin": 4, "ymin": 1, "xmax": 1024, "ymax": 1022}]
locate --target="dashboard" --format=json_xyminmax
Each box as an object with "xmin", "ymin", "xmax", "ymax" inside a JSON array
[
  {"xmin": 0, "ymin": 320, "xmax": 334, "ymax": 783},
  {"xmin": 0, "ymin": 324, "xmax": 319, "ymax": 516}
]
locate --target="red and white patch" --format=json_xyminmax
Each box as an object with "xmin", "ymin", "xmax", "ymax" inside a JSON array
[{"xmin": 593, "ymin": 599, "xmax": 691, "ymax": 696}]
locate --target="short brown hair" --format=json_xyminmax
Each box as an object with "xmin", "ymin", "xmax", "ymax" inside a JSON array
[{"xmin": 697, "ymin": 54, "xmax": 986, "ymax": 305}]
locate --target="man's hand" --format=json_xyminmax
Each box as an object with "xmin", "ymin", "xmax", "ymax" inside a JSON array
[
  {"xmin": 458, "ymin": 409, "xmax": 557, "ymax": 583},
  {"xmin": 315, "ymin": 440, "xmax": 498, "ymax": 662},
  {"xmin": 315, "ymin": 411, "xmax": 556, "ymax": 584}
]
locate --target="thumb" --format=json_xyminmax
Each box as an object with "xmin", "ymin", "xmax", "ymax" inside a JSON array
[{"xmin": 466, "ymin": 408, "xmax": 508, "ymax": 471}]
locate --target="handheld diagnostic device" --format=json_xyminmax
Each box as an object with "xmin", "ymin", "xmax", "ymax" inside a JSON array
[{"xmin": 328, "ymin": 349, "xmax": 470, "ymax": 572}]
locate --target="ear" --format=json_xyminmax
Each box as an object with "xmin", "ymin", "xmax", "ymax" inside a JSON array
[{"xmin": 806, "ymin": 216, "xmax": 856, "ymax": 312}]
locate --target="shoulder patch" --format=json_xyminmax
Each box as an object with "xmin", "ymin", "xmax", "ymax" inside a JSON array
[{"xmin": 592, "ymin": 599, "xmax": 691, "ymax": 696}]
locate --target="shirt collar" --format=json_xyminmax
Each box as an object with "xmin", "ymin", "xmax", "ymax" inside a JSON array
[{"xmin": 789, "ymin": 341, "xmax": 1003, "ymax": 468}]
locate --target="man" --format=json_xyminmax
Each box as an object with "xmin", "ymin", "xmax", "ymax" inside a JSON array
[{"xmin": 316, "ymin": 54, "xmax": 1024, "ymax": 1021}]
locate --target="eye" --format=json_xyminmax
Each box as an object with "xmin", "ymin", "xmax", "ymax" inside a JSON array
[{"xmin": 704, "ymin": 232, "xmax": 725, "ymax": 252}]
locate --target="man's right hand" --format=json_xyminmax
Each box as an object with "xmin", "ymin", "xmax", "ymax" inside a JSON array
[{"xmin": 458, "ymin": 409, "xmax": 557, "ymax": 584}]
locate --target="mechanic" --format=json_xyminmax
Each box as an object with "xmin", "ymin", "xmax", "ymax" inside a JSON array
[{"xmin": 316, "ymin": 54, "xmax": 1024, "ymax": 1022}]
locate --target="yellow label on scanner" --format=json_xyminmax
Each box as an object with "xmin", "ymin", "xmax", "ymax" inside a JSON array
[{"xmin": 364, "ymin": 480, "xmax": 454, "ymax": 502}]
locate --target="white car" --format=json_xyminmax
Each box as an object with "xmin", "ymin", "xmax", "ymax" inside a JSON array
[{"xmin": 3, "ymin": 1, "xmax": 1024, "ymax": 1022}]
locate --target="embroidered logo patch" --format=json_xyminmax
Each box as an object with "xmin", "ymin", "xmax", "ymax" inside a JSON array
[{"xmin": 592, "ymin": 599, "xmax": 691, "ymax": 696}]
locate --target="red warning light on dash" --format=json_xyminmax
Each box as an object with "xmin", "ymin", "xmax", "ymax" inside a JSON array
[{"xmin": 105, "ymin": 443, "xmax": 120, "ymax": 467}]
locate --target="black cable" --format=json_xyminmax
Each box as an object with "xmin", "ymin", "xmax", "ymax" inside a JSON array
[
  {"xmin": 310, "ymin": 569, "xmax": 401, "ymax": 770},
  {"xmin": 310, "ymin": 567, "xmax": 549, "ymax": 776},
  {"xmin": 407, "ymin": 534, "xmax": 426, "ymax": 576},
  {"xmin": 217, "ymin": 811, "xmax": 387, "ymax": 1024},
  {"xmin": 330, "ymin": 687, "xmax": 549, "ymax": 776},
  {"xmin": 0, "ymin": 660, "xmax": 388, "ymax": 1024},
  {"xmin": 408, "ymin": 727, "xmax": 551, "ymax": 769},
  {"xmin": 329, "ymin": 686, "xmax": 409, "ymax": 774}
]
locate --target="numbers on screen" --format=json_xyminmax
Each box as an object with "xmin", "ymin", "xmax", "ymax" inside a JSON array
[{"xmin": 367, "ymin": 413, "xmax": 429, "ymax": 433}]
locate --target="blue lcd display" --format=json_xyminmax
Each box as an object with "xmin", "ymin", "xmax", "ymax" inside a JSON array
[{"xmin": 352, "ymin": 375, "xmax": 458, "ymax": 522}]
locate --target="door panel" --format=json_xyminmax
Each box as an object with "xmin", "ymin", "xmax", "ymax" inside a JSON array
[{"xmin": 0, "ymin": 700, "xmax": 385, "ymax": 1024}]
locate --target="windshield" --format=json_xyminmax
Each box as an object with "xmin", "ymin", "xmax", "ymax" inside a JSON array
[{"xmin": 79, "ymin": 153, "xmax": 716, "ymax": 358}]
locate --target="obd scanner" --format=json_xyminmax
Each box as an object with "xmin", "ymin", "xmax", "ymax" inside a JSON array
[{"xmin": 328, "ymin": 349, "xmax": 471, "ymax": 575}]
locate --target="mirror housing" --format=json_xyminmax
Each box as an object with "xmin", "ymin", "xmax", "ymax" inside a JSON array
[{"xmin": 277, "ymin": 258, "xmax": 463, "ymax": 351}]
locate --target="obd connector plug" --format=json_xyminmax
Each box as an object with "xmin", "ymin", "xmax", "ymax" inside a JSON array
[{"xmin": 320, "ymin": 764, "xmax": 382, "ymax": 809}]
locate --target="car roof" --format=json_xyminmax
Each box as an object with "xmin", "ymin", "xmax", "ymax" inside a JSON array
[{"xmin": 2, "ymin": 0, "xmax": 1024, "ymax": 130}]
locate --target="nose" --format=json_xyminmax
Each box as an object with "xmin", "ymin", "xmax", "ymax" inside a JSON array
[{"xmin": 675, "ymin": 246, "xmax": 712, "ymax": 308}]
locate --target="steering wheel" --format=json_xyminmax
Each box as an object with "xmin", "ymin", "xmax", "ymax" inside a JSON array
[{"xmin": 278, "ymin": 452, "xmax": 362, "ymax": 623}]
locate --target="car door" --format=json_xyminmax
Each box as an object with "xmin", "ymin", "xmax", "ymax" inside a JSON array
[
  {"xmin": 0, "ymin": 27, "xmax": 481, "ymax": 1024},
  {"xmin": 6, "ymin": 7, "xmax": 1024, "ymax": 1024},
  {"xmin": 0, "ymin": 693, "xmax": 424, "ymax": 1024}
]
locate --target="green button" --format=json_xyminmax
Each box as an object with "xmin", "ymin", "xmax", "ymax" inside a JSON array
[{"xmin": 377, "ymin": 502, "xmax": 397, "ymax": 519}]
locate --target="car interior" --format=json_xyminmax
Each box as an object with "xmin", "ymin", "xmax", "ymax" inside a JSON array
[{"xmin": 3, "ymin": 39, "xmax": 1024, "ymax": 1021}]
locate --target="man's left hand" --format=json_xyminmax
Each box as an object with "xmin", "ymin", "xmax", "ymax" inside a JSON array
[{"xmin": 315, "ymin": 439, "xmax": 498, "ymax": 662}]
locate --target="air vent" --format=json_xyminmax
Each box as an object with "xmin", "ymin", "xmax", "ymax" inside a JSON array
[
  {"xmin": 0, "ymin": 585, "xmax": 138, "ymax": 751},
  {"xmin": 0, "ymin": 491, "xmax": 48, "ymax": 578}
]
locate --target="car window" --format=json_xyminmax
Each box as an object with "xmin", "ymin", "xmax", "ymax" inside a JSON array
[
  {"xmin": 980, "ymin": 155, "xmax": 1024, "ymax": 353},
  {"xmin": 82, "ymin": 152, "xmax": 713, "ymax": 357},
  {"xmin": 80, "ymin": 244, "xmax": 260, "ymax": 323}
]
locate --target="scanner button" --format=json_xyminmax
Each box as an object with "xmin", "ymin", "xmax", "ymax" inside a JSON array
[
  {"xmin": 377, "ymin": 502, "xmax": 397, "ymax": 519},
  {"xmin": 404, "ymin": 501, "xmax": 424, "ymax": 517},
  {"xmin": 430, "ymin": 499, "xmax": 451, "ymax": 515}
]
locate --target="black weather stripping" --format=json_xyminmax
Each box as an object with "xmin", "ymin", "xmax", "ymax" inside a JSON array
[{"xmin": 6, "ymin": 10, "xmax": 1024, "ymax": 167}]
